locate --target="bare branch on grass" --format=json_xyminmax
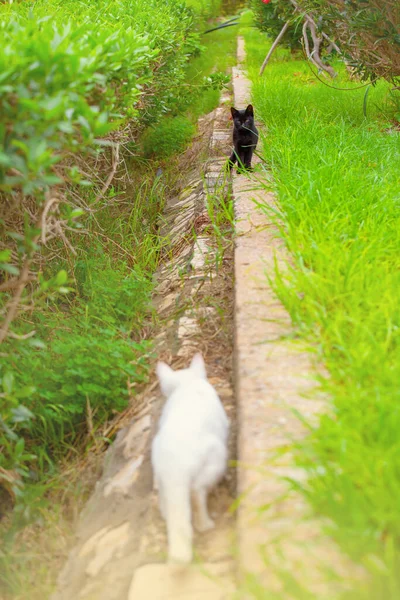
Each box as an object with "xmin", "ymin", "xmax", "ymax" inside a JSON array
[
  {"xmin": 260, "ymin": 22, "xmax": 290, "ymax": 76},
  {"xmin": 302, "ymin": 19, "xmax": 337, "ymax": 78},
  {"xmin": 269, "ymin": 0, "xmax": 339, "ymax": 79}
]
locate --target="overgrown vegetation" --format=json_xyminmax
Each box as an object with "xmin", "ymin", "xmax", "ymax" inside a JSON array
[
  {"xmin": 251, "ymin": 0, "xmax": 400, "ymax": 83},
  {"xmin": 0, "ymin": 0, "xmax": 240, "ymax": 595},
  {"xmin": 141, "ymin": 18, "xmax": 237, "ymax": 157},
  {"xmin": 0, "ymin": 0, "xmax": 219, "ymax": 499},
  {"xmin": 245, "ymin": 17, "xmax": 400, "ymax": 599},
  {"xmin": 300, "ymin": 0, "xmax": 400, "ymax": 82},
  {"xmin": 249, "ymin": 0, "xmax": 303, "ymax": 50}
]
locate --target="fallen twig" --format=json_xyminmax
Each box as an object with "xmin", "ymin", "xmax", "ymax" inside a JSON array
[{"xmin": 41, "ymin": 196, "xmax": 59, "ymax": 244}]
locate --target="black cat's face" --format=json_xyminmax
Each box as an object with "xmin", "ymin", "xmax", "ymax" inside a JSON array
[{"xmin": 231, "ymin": 104, "xmax": 254, "ymax": 131}]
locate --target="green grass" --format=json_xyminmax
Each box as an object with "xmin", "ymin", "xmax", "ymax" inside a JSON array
[
  {"xmin": 244, "ymin": 17, "xmax": 400, "ymax": 599},
  {"xmin": 205, "ymin": 176, "xmax": 235, "ymax": 270}
]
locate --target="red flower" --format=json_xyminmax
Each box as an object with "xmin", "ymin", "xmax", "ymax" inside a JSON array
[{"xmin": 261, "ymin": 0, "xmax": 271, "ymax": 3}]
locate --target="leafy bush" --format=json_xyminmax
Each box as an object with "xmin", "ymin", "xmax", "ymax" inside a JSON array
[
  {"xmin": 248, "ymin": 0, "xmax": 303, "ymax": 51},
  {"xmin": 0, "ymin": 0, "xmax": 218, "ymax": 507},
  {"xmin": 1, "ymin": 331, "xmax": 150, "ymax": 455},
  {"xmin": 0, "ymin": 0, "xmax": 206, "ymax": 300},
  {"xmin": 300, "ymin": 0, "xmax": 400, "ymax": 82},
  {"xmin": 250, "ymin": 0, "xmax": 400, "ymax": 82}
]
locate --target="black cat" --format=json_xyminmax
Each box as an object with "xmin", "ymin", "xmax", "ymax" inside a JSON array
[{"xmin": 228, "ymin": 104, "xmax": 258, "ymax": 172}]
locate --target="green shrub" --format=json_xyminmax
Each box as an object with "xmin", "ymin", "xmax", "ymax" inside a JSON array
[
  {"xmin": 0, "ymin": 0, "xmax": 205, "ymax": 197},
  {"xmin": 141, "ymin": 116, "xmax": 196, "ymax": 158},
  {"xmin": 0, "ymin": 259, "xmax": 154, "ymax": 470},
  {"xmin": 1, "ymin": 331, "xmax": 150, "ymax": 455}
]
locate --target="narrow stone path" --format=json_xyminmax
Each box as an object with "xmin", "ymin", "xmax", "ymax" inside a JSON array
[
  {"xmin": 52, "ymin": 37, "xmax": 354, "ymax": 600},
  {"xmin": 52, "ymin": 92, "xmax": 237, "ymax": 600},
  {"xmin": 233, "ymin": 37, "xmax": 355, "ymax": 597}
]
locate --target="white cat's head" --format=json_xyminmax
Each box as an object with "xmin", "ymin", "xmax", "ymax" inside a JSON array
[{"xmin": 156, "ymin": 353, "xmax": 207, "ymax": 397}]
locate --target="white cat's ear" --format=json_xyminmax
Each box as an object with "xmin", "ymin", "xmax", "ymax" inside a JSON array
[
  {"xmin": 190, "ymin": 353, "xmax": 207, "ymax": 379},
  {"xmin": 156, "ymin": 362, "xmax": 177, "ymax": 396}
]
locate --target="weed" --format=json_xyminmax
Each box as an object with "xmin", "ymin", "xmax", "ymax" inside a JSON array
[{"xmin": 205, "ymin": 178, "xmax": 234, "ymax": 270}]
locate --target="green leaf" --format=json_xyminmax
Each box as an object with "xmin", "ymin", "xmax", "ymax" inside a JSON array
[
  {"xmin": 2, "ymin": 372, "xmax": 14, "ymax": 395},
  {"xmin": 0, "ymin": 263, "xmax": 19, "ymax": 275},
  {"xmin": 56, "ymin": 270, "xmax": 68, "ymax": 285},
  {"xmin": 71, "ymin": 208, "xmax": 84, "ymax": 219},
  {"xmin": 0, "ymin": 250, "xmax": 12, "ymax": 262},
  {"xmin": 28, "ymin": 339, "xmax": 46, "ymax": 349},
  {"xmin": 16, "ymin": 386, "xmax": 36, "ymax": 399},
  {"xmin": 11, "ymin": 405, "xmax": 34, "ymax": 424}
]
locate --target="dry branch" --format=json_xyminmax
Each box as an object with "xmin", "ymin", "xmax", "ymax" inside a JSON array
[
  {"xmin": 0, "ymin": 256, "xmax": 34, "ymax": 344},
  {"xmin": 41, "ymin": 196, "xmax": 59, "ymax": 244},
  {"xmin": 0, "ymin": 193, "xmax": 59, "ymax": 344},
  {"xmin": 0, "ymin": 277, "xmax": 35, "ymax": 293},
  {"xmin": 303, "ymin": 19, "xmax": 337, "ymax": 78},
  {"xmin": 260, "ymin": 22, "xmax": 290, "ymax": 76},
  {"xmin": 7, "ymin": 330, "xmax": 36, "ymax": 340},
  {"xmin": 0, "ymin": 132, "xmax": 125, "ymax": 343},
  {"xmin": 290, "ymin": 0, "xmax": 338, "ymax": 78},
  {"xmin": 94, "ymin": 143, "xmax": 120, "ymax": 203}
]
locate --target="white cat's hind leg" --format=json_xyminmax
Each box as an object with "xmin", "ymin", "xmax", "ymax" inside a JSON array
[
  {"xmin": 193, "ymin": 486, "xmax": 214, "ymax": 532},
  {"xmin": 193, "ymin": 439, "xmax": 227, "ymax": 532},
  {"xmin": 158, "ymin": 483, "xmax": 167, "ymax": 520},
  {"xmin": 165, "ymin": 480, "xmax": 193, "ymax": 563}
]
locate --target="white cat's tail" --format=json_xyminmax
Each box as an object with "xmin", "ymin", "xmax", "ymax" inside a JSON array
[{"xmin": 162, "ymin": 478, "xmax": 192, "ymax": 563}]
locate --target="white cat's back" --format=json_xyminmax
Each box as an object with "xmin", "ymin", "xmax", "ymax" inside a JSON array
[
  {"xmin": 152, "ymin": 378, "xmax": 228, "ymax": 478},
  {"xmin": 157, "ymin": 378, "xmax": 228, "ymax": 441}
]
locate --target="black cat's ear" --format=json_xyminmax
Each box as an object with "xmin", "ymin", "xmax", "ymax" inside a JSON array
[
  {"xmin": 245, "ymin": 104, "xmax": 254, "ymax": 116},
  {"xmin": 231, "ymin": 107, "xmax": 238, "ymax": 117}
]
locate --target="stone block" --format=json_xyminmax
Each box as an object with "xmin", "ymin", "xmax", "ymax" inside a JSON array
[{"xmin": 128, "ymin": 562, "xmax": 235, "ymax": 600}]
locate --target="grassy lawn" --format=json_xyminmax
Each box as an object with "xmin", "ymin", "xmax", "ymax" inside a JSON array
[{"xmin": 243, "ymin": 17, "xmax": 400, "ymax": 599}]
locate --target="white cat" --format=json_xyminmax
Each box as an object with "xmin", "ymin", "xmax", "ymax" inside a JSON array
[{"xmin": 151, "ymin": 353, "xmax": 229, "ymax": 564}]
